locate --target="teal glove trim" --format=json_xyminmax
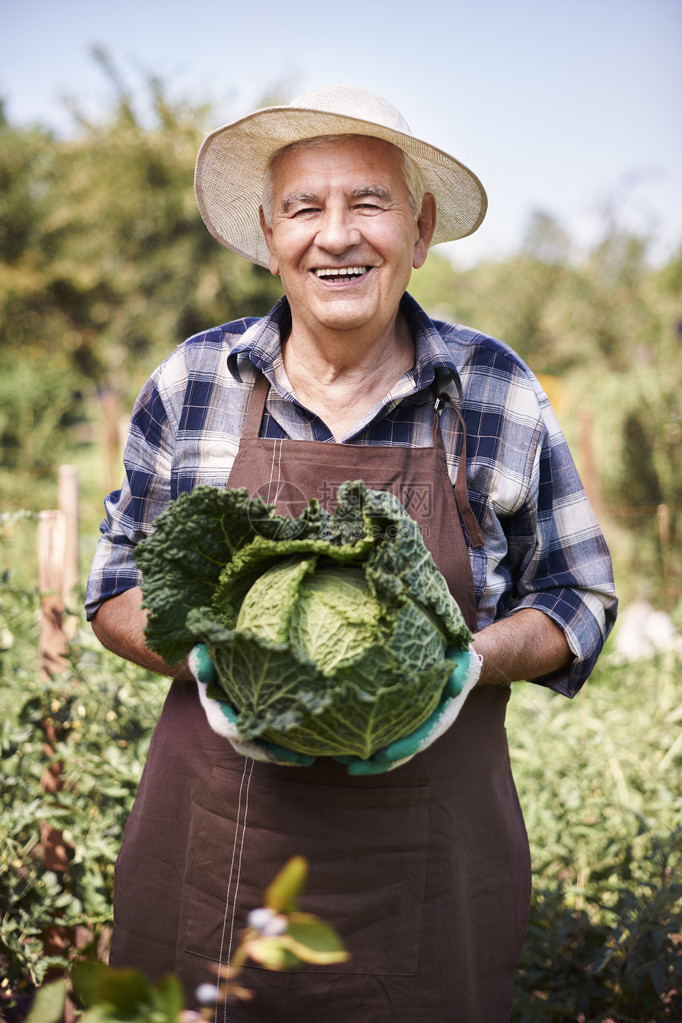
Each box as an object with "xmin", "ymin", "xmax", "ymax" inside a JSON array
[
  {"xmin": 340, "ymin": 753, "xmax": 410, "ymax": 777},
  {"xmin": 258, "ymin": 742, "xmax": 316, "ymax": 767},
  {"xmin": 217, "ymin": 699, "xmax": 239, "ymax": 725},
  {"xmin": 188, "ymin": 642, "xmax": 216, "ymax": 685},
  {"xmin": 445, "ymin": 644, "xmax": 471, "ymax": 697}
]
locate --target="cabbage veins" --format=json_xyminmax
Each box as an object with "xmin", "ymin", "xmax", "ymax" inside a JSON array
[{"xmin": 136, "ymin": 480, "xmax": 471, "ymax": 759}]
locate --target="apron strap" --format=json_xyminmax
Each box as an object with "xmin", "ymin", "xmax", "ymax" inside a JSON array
[
  {"xmin": 242, "ymin": 370, "xmax": 270, "ymax": 438},
  {"xmin": 433, "ymin": 393, "xmax": 485, "ymax": 549}
]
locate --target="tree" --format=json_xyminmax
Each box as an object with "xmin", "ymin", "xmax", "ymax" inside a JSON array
[{"xmin": 0, "ymin": 56, "xmax": 283, "ymax": 474}]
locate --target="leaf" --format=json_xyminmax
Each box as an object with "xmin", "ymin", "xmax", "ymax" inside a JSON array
[
  {"xmin": 245, "ymin": 924, "xmax": 349, "ymax": 971},
  {"xmin": 72, "ymin": 962, "xmax": 152, "ymax": 1013},
  {"xmin": 244, "ymin": 936, "xmax": 301, "ymax": 971},
  {"xmin": 25, "ymin": 979, "xmax": 67, "ymax": 1023},
  {"xmin": 264, "ymin": 855, "xmax": 308, "ymax": 913},
  {"xmin": 80, "ymin": 1009, "xmax": 119, "ymax": 1023},
  {"xmin": 285, "ymin": 913, "xmax": 349, "ymax": 964},
  {"xmin": 70, "ymin": 962, "xmax": 108, "ymax": 1005},
  {"xmin": 71, "ymin": 963, "xmax": 184, "ymax": 1022},
  {"xmin": 150, "ymin": 974, "xmax": 186, "ymax": 1022},
  {"xmin": 137, "ymin": 486, "xmax": 288, "ymax": 664}
]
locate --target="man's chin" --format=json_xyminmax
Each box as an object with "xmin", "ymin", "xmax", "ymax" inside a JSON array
[{"xmin": 296, "ymin": 294, "xmax": 383, "ymax": 335}]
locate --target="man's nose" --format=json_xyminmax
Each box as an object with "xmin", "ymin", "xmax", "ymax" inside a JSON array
[{"xmin": 314, "ymin": 207, "xmax": 361, "ymax": 253}]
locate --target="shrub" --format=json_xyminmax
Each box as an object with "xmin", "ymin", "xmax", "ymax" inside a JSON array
[{"xmin": 509, "ymin": 654, "xmax": 682, "ymax": 1020}]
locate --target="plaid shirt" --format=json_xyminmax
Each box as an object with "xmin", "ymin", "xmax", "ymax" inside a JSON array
[{"xmin": 86, "ymin": 293, "xmax": 617, "ymax": 697}]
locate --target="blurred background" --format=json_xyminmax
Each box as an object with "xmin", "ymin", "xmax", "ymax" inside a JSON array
[{"xmin": 1, "ymin": 2, "xmax": 681, "ymax": 1018}]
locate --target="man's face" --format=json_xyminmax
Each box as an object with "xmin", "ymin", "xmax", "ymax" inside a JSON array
[{"xmin": 259, "ymin": 136, "xmax": 435, "ymax": 342}]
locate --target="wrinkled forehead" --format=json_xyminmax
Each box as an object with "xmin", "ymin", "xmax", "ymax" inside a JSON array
[{"xmin": 268, "ymin": 134, "xmax": 407, "ymax": 192}]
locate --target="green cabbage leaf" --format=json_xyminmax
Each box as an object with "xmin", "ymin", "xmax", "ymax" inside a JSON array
[{"xmin": 136, "ymin": 480, "xmax": 471, "ymax": 759}]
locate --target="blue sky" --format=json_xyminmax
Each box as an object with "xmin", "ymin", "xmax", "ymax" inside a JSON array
[{"xmin": 3, "ymin": 0, "xmax": 681, "ymax": 266}]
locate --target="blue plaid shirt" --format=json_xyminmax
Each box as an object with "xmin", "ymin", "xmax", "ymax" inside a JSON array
[{"xmin": 86, "ymin": 293, "xmax": 617, "ymax": 697}]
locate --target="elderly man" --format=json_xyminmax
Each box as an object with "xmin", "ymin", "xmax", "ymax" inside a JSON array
[{"xmin": 86, "ymin": 85, "xmax": 617, "ymax": 1021}]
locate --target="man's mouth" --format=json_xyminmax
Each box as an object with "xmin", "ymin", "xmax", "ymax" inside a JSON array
[{"xmin": 313, "ymin": 266, "xmax": 369, "ymax": 280}]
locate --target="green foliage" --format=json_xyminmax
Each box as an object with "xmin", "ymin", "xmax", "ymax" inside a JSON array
[
  {"xmin": 0, "ymin": 581, "xmax": 165, "ymax": 999},
  {"xmin": 411, "ymin": 213, "xmax": 673, "ymax": 379},
  {"xmin": 508, "ymin": 654, "xmax": 682, "ymax": 1020},
  {"xmin": 0, "ymin": 58, "xmax": 282, "ymax": 475},
  {"xmin": 0, "ymin": 362, "xmax": 79, "ymax": 474}
]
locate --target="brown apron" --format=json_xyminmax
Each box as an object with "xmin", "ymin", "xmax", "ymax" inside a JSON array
[{"xmin": 110, "ymin": 373, "xmax": 531, "ymax": 1022}]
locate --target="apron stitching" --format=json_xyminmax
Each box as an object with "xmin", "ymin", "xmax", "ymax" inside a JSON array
[
  {"xmin": 227, "ymin": 758, "xmax": 254, "ymax": 966},
  {"xmin": 266, "ymin": 437, "xmax": 284, "ymax": 504},
  {"xmin": 266, "ymin": 437, "xmax": 278, "ymax": 504},
  {"xmin": 216, "ymin": 757, "xmax": 254, "ymax": 1023},
  {"xmin": 275, "ymin": 437, "xmax": 284, "ymax": 501}
]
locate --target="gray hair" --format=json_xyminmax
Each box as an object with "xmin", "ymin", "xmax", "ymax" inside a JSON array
[{"xmin": 261, "ymin": 134, "xmax": 427, "ymax": 227}]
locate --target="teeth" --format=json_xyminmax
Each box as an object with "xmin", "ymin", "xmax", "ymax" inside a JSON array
[{"xmin": 315, "ymin": 266, "xmax": 367, "ymax": 278}]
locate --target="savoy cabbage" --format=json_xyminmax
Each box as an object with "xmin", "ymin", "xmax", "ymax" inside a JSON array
[{"xmin": 136, "ymin": 481, "xmax": 471, "ymax": 758}]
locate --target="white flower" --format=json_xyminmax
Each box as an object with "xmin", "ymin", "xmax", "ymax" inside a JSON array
[
  {"xmin": 247, "ymin": 906, "xmax": 288, "ymax": 936},
  {"xmin": 194, "ymin": 983, "xmax": 220, "ymax": 1005}
]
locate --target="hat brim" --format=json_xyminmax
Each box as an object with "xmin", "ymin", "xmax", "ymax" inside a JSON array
[{"xmin": 194, "ymin": 105, "xmax": 488, "ymax": 269}]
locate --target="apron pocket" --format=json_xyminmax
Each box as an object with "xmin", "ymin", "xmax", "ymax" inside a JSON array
[{"xmin": 181, "ymin": 764, "xmax": 430, "ymax": 977}]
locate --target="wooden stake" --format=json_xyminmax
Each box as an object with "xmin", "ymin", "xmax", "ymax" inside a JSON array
[
  {"xmin": 38, "ymin": 509, "xmax": 67, "ymax": 680},
  {"xmin": 58, "ymin": 465, "xmax": 79, "ymax": 604},
  {"xmin": 37, "ymin": 508, "xmax": 69, "ymax": 868},
  {"xmin": 37, "ymin": 508, "xmax": 76, "ymax": 1016}
]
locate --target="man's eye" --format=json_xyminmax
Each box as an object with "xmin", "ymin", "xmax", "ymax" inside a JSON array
[{"xmin": 293, "ymin": 207, "xmax": 319, "ymax": 216}]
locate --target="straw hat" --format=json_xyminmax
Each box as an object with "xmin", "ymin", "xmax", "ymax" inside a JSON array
[{"xmin": 194, "ymin": 85, "xmax": 487, "ymax": 269}]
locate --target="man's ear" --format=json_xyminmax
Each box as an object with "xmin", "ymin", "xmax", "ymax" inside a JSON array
[
  {"xmin": 413, "ymin": 193, "xmax": 437, "ymax": 270},
  {"xmin": 259, "ymin": 206, "xmax": 280, "ymax": 276}
]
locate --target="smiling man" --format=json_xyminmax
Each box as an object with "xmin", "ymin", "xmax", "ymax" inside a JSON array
[
  {"xmin": 258, "ymin": 136, "xmax": 435, "ymax": 439},
  {"xmin": 86, "ymin": 85, "xmax": 617, "ymax": 1021}
]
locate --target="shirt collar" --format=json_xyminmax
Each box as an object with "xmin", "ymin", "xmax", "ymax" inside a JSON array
[{"xmin": 226, "ymin": 292, "xmax": 460, "ymax": 393}]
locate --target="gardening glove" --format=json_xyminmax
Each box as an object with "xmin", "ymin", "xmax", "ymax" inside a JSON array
[
  {"xmin": 189, "ymin": 644, "xmax": 315, "ymax": 767},
  {"xmin": 335, "ymin": 644, "xmax": 482, "ymax": 776}
]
